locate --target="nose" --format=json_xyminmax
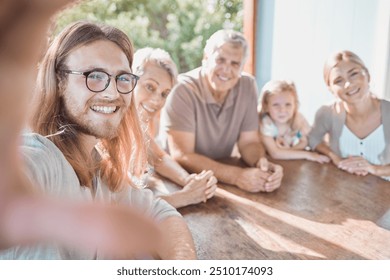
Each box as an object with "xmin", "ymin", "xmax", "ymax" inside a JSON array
[
  {"xmin": 279, "ymin": 105, "xmax": 286, "ymax": 113},
  {"xmin": 101, "ymin": 77, "xmax": 120, "ymax": 99},
  {"xmin": 149, "ymin": 93, "xmax": 164, "ymax": 108},
  {"xmin": 221, "ymin": 63, "xmax": 231, "ymax": 73},
  {"xmin": 344, "ymin": 81, "xmax": 351, "ymax": 89}
]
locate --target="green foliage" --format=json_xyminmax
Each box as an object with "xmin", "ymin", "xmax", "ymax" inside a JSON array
[{"xmin": 54, "ymin": 0, "xmax": 243, "ymax": 72}]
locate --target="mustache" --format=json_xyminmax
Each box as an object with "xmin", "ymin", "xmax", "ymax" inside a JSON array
[{"xmin": 88, "ymin": 97, "xmax": 127, "ymax": 107}]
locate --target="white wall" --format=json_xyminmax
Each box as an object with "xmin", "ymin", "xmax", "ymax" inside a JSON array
[{"xmin": 256, "ymin": 0, "xmax": 390, "ymax": 124}]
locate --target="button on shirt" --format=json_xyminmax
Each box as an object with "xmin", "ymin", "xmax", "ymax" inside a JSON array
[
  {"xmin": 340, "ymin": 125, "xmax": 385, "ymax": 163},
  {"xmin": 340, "ymin": 124, "xmax": 389, "ymax": 180}
]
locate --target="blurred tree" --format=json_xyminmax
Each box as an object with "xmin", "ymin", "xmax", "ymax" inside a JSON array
[{"xmin": 54, "ymin": 0, "xmax": 243, "ymax": 72}]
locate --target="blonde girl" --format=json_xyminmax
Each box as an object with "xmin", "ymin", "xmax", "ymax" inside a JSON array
[{"xmin": 258, "ymin": 80, "xmax": 329, "ymax": 163}]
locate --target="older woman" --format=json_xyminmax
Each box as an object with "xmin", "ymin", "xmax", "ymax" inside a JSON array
[
  {"xmin": 309, "ymin": 50, "xmax": 390, "ymax": 179},
  {"xmin": 133, "ymin": 47, "xmax": 218, "ymax": 208}
]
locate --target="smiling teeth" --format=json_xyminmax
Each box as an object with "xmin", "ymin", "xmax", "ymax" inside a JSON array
[
  {"xmin": 218, "ymin": 75, "xmax": 229, "ymax": 81},
  {"xmin": 347, "ymin": 88, "xmax": 359, "ymax": 95},
  {"xmin": 142, "ymin": 104, "xmax": 156, "ymax": 113},
  {"xmin": 91, "ymin": 105, "xmax": 116, "ymax": 114}
]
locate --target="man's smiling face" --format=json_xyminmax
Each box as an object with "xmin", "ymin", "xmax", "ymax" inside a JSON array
[
  {"xmin": 61, "ymin": 40, "xmax": 132, "ymax": 139},
  {"xmin": 203, "ymin": 42, "xmax": 244, "ymax": 97}
]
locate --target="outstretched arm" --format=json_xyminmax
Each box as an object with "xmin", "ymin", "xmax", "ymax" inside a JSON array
[
  {"xmin": 1, "ymin": 197, "xmax": 160, "ymax": 258},
  {"xmin": 156, "ymin": 216, "xmax": 196, "ymax": 259},
  {"xmin": 0, "ymin": 0, "xmax": 76, "ymax": 241}
]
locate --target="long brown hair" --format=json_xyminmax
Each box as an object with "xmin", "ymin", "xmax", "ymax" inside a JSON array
[{"xmin": 31, "ymin": 21, "xmax": 146, "ymax": 191}]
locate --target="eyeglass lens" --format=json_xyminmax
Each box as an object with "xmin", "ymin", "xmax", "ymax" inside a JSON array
[{"xmin": 86, "ymin": 71, "xmax": 137, "ymax": 93}]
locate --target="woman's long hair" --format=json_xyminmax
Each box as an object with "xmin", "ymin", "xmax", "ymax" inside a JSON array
[{"xmin": 31, "ymin": 21, "xmax": 146, "ymax": 191}]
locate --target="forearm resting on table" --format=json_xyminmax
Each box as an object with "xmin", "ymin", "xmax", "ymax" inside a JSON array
[
  {"xmin": 175, "ymin": 152, "xmax": 242, "ymax": 186},
  {"xmin": 268, "ymin": 148, "xmax": 315, "ymax": 160},
  {"xmin": 238, "ymin": 142, "xmax": 266, "ymax": 167},
  {"xmin": 262, "ymin": 136, "xmax": 311, "ymax": 160},
  {"xmin": 315, "ymin": 142, "xmax": 340, "ymax": 163},
  {"xmin": 153, "ymin": 154, "xmax": 190, "ymax": 186},
  {"xmin": 290, "ymin": 137, "xmax": 308, "ymax": 150},
  {"xmin": 371, "ymin": 164, "xmax": 390, "ymax": 177},
  {"xmin": 156, "ymin": 216, "xmax": 196, "ymax": 260},
  {"xmin": 268, "ymin": 146, "xmax": 316, "ymax": 160},
  {"xmin": 159, "ymin": 191, "xmax": 196, "ymax": 209}
]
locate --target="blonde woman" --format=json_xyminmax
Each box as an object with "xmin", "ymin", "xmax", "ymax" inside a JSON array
[
  {"xmin": 133, "ymin": 47, "xmax": 217, "ymax": 208},
  {"xmin": 309, "ymin": 50, "xmax": 390, "ymax": 180},
  {"xmin": 258, "ymin": 80, "xmax": 329, "ymax": 163}
]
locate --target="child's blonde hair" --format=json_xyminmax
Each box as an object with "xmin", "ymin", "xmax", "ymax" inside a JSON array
[{"xmin": 258, "ymin": 80, "xmax": 300, "ymax": 130}]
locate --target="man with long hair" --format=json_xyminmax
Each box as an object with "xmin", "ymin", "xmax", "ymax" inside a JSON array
[{"xmin": 0, "ymin": 5, "xmax": 195, "ymax": 259}]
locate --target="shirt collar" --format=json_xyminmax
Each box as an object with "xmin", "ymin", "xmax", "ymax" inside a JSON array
[{"xmin": 200, "ymin": 68, "xmax": 238, "ymax": 108}]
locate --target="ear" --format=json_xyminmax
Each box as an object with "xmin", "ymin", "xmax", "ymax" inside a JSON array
[
  {"xmin": 57, "ymin": 74, "xmax": 68, "ymax": 98},
  {"xmin": 362, "ymin": 70, "xmax": 370, "ymax": 83},
  {"xmin": 328, "ymin": 85, "xmax": 341, "ymax": 101},
  {"xmin": 201, "ymin": 53, "xmax": 208, "ymax": 67}
]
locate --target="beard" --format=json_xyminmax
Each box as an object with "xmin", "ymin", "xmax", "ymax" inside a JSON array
[
  {"xmin": 66, "ymin": 115, "xmax": 119, "ymax": 139},
  {"xmin": 60, "ymin": 97, "xmax": 123, "ymax": 140}
]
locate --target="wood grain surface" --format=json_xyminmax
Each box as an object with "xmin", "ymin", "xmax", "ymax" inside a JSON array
[{"xmin": 149, "ymin": 159, "xmax": 390, "ymax": 259}]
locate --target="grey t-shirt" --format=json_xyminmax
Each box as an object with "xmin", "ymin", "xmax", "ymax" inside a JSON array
[
  {"xmin": 160, "ymin": 67, "xmax": 259, "ymax": 159},
  {"xmin": 0, "ymin": 133, "xmax": 180, "ymax": 259}
]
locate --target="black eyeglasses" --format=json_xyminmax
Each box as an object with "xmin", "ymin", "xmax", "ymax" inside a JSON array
[{"xmin": 61, "ymin": 70, "xmax": 139, "ymax": 94}]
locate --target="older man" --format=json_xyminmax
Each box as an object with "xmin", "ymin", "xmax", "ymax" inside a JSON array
[{"xmin": 161, "ymin": 29, "xmax": 283, "ymax": 193}]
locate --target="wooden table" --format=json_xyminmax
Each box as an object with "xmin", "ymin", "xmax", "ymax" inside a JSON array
[{"xmin": 150, "ymin": 159, "xmax": 390, "ymax": 259}]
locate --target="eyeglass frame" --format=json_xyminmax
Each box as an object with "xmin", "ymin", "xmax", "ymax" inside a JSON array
[{"xmin": 59, "ymin": 69, "xmax": 140, "ymax": 94}]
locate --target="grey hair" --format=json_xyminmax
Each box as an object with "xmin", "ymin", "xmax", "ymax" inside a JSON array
[
  {"xmin": 132, "ymin": 47, "xmax": 178, "ymax": 85},
  {"xmin": 203, "ymin": 29, "xmax": 248, "ymax": 64}
]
